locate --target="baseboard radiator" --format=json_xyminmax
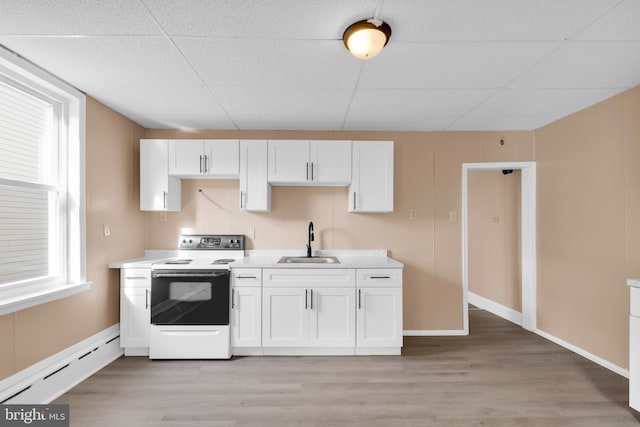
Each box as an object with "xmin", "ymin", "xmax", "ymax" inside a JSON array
[{"xmin": 0, "ymin": 324, "xmax": 124, "ymax": 404}]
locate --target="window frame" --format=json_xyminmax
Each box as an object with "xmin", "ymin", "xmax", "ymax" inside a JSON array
[{"xmin": 0, "ymin": 46, "xmax": 90, "ymax": 315}]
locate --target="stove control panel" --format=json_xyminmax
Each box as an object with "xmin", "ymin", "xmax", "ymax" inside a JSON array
[{"xmin": 178, "ymin": 234, "xmax": 245, "ymax": 250}]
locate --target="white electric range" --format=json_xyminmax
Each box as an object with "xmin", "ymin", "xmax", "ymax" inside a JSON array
[{"xmin": 149, "ymin": 234, "xmax": 245, "ymax": 360}]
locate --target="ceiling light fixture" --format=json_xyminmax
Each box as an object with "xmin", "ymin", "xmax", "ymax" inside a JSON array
[{"xmin": 342, "ymin": 18, "xmax": 392, "ymax": 60}]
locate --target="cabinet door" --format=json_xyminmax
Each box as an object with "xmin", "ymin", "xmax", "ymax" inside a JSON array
[
  {"xmin": 168, "ymin": 139, "xmax": 204, "ymax": 176},
  {"xmin": 240, "ymin": 140, "xmax": 271, "ymax": 211},
  {"xmin": 356, "ymin": 287, "xmax": 402, "ymax": 348},
  {"xmin": 310, "ymin": 141, "xmax": 351, "ymax": 185},
  {"xmin": 140, "ymin": 139, "xmax": 181, "ymax": 211},
  {"xmin": 232, "ymin": 286, "xmax": 262, "ymax": 348},
  {"xmin": 262, "ymin": 287, "xmax": 308, "ymax": 347},
  {"xmin": 631, "ymin": 316, "xmax": 640, "ymax": 411},
  {"xmin": 120, "ymin": 287, "xmax": 151, "ymax": 348},
  {"xmin": 349, "ymin": 141, "xmax": 394, "ymax": 212},
  {"xmin": 308, "ymin": 287, "xmax": 355, "ymax": 347},
  {"xmin": 205, "ymin": 139, "xmax": 239, "ymax": 177},
  {"xmin": 267, "ymin": 140, "xmax": 310, "ymax": 184}
]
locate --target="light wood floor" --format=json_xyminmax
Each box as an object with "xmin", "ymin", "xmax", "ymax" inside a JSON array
[{"xmin": 55, "ymin": 310, "xmax": 639, "ymax": 426}]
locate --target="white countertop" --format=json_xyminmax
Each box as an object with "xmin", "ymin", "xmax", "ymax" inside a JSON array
[
  {"xmin": 629, "ymin": 278, "xmax": 640, "ymax": 288},
  {"xmin": 108, "ymin": 249, "xmax": 403, "ymax": 269},
  {"xmin": 230, "ymin": 249, "xmax": 403, "ymax": 269}
]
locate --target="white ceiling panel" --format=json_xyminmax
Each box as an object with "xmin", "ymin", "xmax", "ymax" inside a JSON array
[
  {"xmin": 382, "ymin": 0, "xmax": 620, "ymax": 42},
  {"xmin": 349, "ymin": 88, "xmax": 494, "ymax": 116},
  {"xmin": 0, "ymin": 36, "xmax": 200, "ymax": 89},
  {"xmin": 470, "ymin": 88, "xmax": 625, "ymax": 117},
  {"xmin": 127, "ymin": 112, "xmax": 237, "ymax": 130},
  {"xmin": 448, "ymin": 115, "xmax": 559, "ymax": 131},
  {"xmin": 232, "ymin": 115, "xmax": 346, "ymax": 131},
  {"xmin": 358, "ymin": 41, "xmax": 558, "ymax": 89},
  {"xmin": 214, "ymin": 87, "xmax": 353, "ymax": 116},
  {"xmin": 510, "ymin": 41, "xmax": 640, "ymax": 88},
  {"xmin": 575, "ymin": 0, "xmax": 640, "ymax": 40},
  {"xmin": 144, "ymin": 0, "xmax": 379, "ymax": 39},
  {"xmin": 0, "ymin": 0, "xmax": 160, "ymax": 35},
  {"xmin": 343, "ymin": 115, "xmax": 458, "ymax": 131}
]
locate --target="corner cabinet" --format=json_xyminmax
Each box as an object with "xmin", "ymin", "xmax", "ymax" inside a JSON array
[
  {"xmin": 349, "ymin": 141, "xmax": 394, "ymax": 213},
  {"xmin": 268, "ymin": 140, "xmax": 352, "ymax": 186},
  {"xmin": 168, "ymin": 139, "xmax": 239, "ymax": 178},
  {"xmin": 120, "ymin": 268, "xmax": 151, "ymax": 356},
  {"xmin": 140, "ymin": 139, "xmax": 181, "ymax": 211},
  {"xmin": 239, "ymin": 140, "xmax": 271, "ymax": 211}
]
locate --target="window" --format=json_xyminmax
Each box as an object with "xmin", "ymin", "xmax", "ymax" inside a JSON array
[{"xmin": 0, "ymin": 46, "xmax": 88, "ymax": 315}]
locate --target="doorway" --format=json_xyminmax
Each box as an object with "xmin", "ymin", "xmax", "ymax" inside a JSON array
[{"xmin": 461, "ymin": 162, "xmax": 536, "ymax": 333}]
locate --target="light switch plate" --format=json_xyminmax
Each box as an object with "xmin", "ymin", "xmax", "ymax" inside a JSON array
[{"xmin": 103, "ymin": 224, "xmax": 111, "ymax": 237}]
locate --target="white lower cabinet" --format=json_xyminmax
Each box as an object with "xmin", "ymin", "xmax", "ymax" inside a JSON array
[
  {"xmin": 630, "ymin": 286, "xmax": 640, "ymax": 411},
  {"xmin": 308, "ymin": 287, "xmax": 355, "ymax": 347},
  {"xmin": 356, "ymin": 287, "xmax": 403, "ymax": 353},
  {"xmin": 119, "ymin": 268, "xmax": 151, "ymax": 356},
  {"xmin": 263, "ymin": 287, "xmax": 309, "ymax": 347},
  {"xmin": 232, "ymin": 286, "xmax": 262, "ymax": 350}
]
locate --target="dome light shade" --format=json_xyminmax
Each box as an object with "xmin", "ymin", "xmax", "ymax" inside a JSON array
[{"xmin": 343, "ymin": 19, "xmax": 392, "ymax": 59}]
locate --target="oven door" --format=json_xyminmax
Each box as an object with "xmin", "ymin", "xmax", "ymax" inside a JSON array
[{"xmin": 151, "ymin": 270, "xmax": 229, "ymax": 325}]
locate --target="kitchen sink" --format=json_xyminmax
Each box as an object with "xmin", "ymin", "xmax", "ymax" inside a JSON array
[{"xmin": 278, "ymin": 256, "xmax": 340, "ymax": 264}]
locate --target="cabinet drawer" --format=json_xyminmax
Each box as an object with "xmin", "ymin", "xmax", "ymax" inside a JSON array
[
  {"xmin": 232, "ymin": 268, "xmax": 262, "ymax": 286},
  {"xmin": 121, "ymin": 268, "xmax": 151, "ymax": 287},
  {"xmin": 263, "ymin": 268, "xmax": 355, "ymax": 287},
  {"xmin": 631, "ymin": 287, "xmax": 640, "ymax": 318},
  {"xmin": 356, "ymin": 269, "xmax": 402, "ymax": 287}
]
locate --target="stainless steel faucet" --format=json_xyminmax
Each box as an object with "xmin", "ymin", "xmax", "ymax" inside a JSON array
[{"xmin": 306, "ymin": 221, "xmax": 314, "ymax": 257}]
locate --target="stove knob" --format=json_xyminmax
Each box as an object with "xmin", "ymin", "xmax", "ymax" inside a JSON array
[
  {"xmin": 188, "ymin": 239, "xmax": 193, "ymax": 244},
  {"xmin": 182, "ymin": 239, "xmax": 186, "ymax": 244}
]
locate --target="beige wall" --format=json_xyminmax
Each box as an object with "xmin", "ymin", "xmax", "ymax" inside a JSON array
[
  {"xmin": 536, "ymin": 86, "xmax": 640, "ymax": 369},
  {"xmin": 145, "ymin": 129, "xmax": 534, "ymax": 331},
  {"xmin": 468, "ymin": 170, "xmax": 521, "ymax": 311},
  {"xmin": 0, "ymin": 97, "xmax": 147, "ymax": 380}
]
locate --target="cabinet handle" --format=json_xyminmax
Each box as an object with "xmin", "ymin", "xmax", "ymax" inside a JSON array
[
  {"xmin": 236, "ymin": 275, "xmax": 256, "ymax": 279},
  {"xmin": 310, "ymin": 289, "xmax": 313, "ymax": 309},
  {"xmin": 305, "ymin": 289, "xmax": 308, "ymax": 310},
  {"xmin": 199, "ymin": 155, "xmax": 203, "ymax": 173},
  {"xmin": 163, "ymin": 191, "xmax": 167, "ymax": 209},
  {"xmin": 231, "ymin": 289, "xmax": 235, "ymax": 309},
  {"xmin": 369, "ymin": 276, "xmax": 391, "ymax": 279},
  {"xmin": 125, "ymin": 276, "xmax": 146, "ymax": 280},
  {"xmin": 204, "ymin": 155, "xmax": 209, "ymax": 173},
  {"xmin": 306, "ymin": 162, "xmax": 309, "ymax": 181},
  {"xmin": 145, "ymin": 289, "xmax": 149, "ymax": 309},
  {"xmin": 240, "ymin": 191, "xmax": 244, "ymax": 209},
  {"xmin": 358, "ymin": 289, "xmax": 361, "ymax": 309},
  {"xmin": 311, "ymin": 162, "xmax": 314, "ymax": 181},
  {"xmin": 353, "ymin": 192, "xmax": 356, "ymax": 210}
]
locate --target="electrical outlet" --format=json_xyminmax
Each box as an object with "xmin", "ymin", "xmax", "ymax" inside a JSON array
[
  {"xmin": 492, "ymin": 216, "xmax": 501, "ymax": 223},
  {"xmin": 409, "ymin": 209, "xmax": 418, "ymax": 220},
  {"xmin": 248, "ymin": 227, "xmax": 255, "ymax": 239},
  {"xmin": 449, "ymin": 211, "xmax": 457, "ymax": 222},
  {"xmin": 103, "ymin": 224, "xmax": 111, "ymax": 237},
  {"xmin": 160, "ymin": 212, "xmax": 167, "ymax": 222}
]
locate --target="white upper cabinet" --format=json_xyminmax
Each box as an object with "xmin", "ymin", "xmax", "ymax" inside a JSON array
[
  {"xmin": 349, "ymin": 141, "xmax": 394, "ymax": 213},
  {"xmin": 140, "ymin": 139, "xmax": 181, "ymax": 211},
  {"xmin": 240, "ymin": 140, "xmax": 271, "ymax": 211},
  {"xmin": 169, "ymin": 139, "xmax": 239, "ymax": 178},
  {"xmin": 268, "ymin": 140, "xmax": 351, "ymax": 185}
]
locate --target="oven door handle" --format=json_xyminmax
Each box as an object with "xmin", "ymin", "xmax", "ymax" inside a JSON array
[{"xmin": 152, "ymin": 271, "xmax": 229, "ymax": 278}]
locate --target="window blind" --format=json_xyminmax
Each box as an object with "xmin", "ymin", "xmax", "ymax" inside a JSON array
[{"xmin": 0, "ymin": 80, "xmax": 55, "ymax": 285}]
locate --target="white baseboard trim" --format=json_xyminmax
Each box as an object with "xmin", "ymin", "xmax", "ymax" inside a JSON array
[
  {"xmin": 468, "ymin": 292, "xmax": 523, "ymax": 326},
  {"xmin": 0, "ymin": 324, "xmax": 123, "ymax": 404},
  {"xmin": 534, "ymin": 328, "xmax": 629, "ymax": 379},
  {"xmin": 403, "ymin": 330, "xmax": 467, "ymax": 336}
]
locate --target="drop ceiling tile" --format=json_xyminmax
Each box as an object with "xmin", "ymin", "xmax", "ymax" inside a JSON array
[
  {"xmin": 145, "ymin": 0, "xmax": 378, "ymax": 39},
  {"xmin": 575, "ymin": 0, "xmax": 640, "ymax": 41},
  {"xmin": 510, "ymin": 41, "xmax": 640, "ymax": 88},
  {"xmin": 471, "ymin": 88, "xmax": 626, "ymax": 117},
  {"xmin": 343, "ymin": 116, "xmax": 457, "ymax": 131},
  {"xmin": 128, "ymin": 113, "xmax": 237, "ymax": 130},
  {"xmin": 381, "ymin": 0, "xmax": 619, "ymax": 41},
  {"xmin": 87, "ymin": 85, "xmax": 229, "ymax": 118},
  {"xmin": 0, "ymin": 0, "xmax": 160, "ymax": 35},
  {"xmin": 349, "ymin": 88, "xmax": 494, "ymax": 117},
  {"xmin": 0, "ymin": 36, "xmax": 200, "ymax": 89},
  {"xmin": 358, "ymin": 41, "xmax": 558, "ymax": 89},
  {"xmin": 214, "ymin": 87, "xmax": 353, "ymax": 116},
  {"xmin": 448, "ymin": 115, "xmax": 558, "ymax": 131},
  {"xmin": 175, "ymin": 38, "xmax": 361, "ymax": 88},
  {"xmin": 232, "ymin": 115, "xmax": 346, "ymax": 131}
]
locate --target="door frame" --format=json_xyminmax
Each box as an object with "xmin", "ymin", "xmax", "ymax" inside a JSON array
[{"xmin": 462, "ymin": 162, "xmax": 536, "ymax": 333}]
